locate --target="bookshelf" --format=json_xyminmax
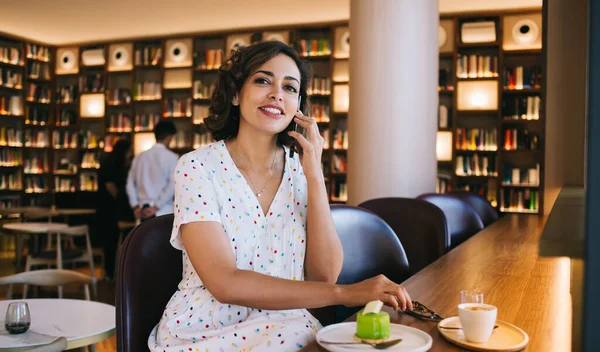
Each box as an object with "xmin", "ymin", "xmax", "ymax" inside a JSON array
[
  {"xmin": 435, "ymin": 11, "xmax": 545, "ymax": 214},
  {"xmin": 0, "ymin": 10, "xmax": 545, "ymax": 210}
]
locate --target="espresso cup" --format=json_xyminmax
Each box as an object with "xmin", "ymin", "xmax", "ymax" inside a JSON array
[{"xmin": 458, "ymin": 303, "xmax": 497, "ymax": 343}]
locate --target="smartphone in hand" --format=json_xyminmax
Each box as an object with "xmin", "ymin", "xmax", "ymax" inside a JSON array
[{"xmin": 289, "ymin": 96, "xmax": 306, "ymax": 158}]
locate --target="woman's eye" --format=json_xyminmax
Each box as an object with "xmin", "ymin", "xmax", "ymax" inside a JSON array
[
  {"xmin": 254, "ymin": 78, "xmax": 269, "ymax": 84},
  {"xmin": 285, "ymin": 85, "xmax": 298, "ymax": 93}
]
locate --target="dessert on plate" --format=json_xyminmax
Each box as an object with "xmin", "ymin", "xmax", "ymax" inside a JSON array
[{"xmin": 354, "ymin": 300, "xmax": 392, "ymax": 344}]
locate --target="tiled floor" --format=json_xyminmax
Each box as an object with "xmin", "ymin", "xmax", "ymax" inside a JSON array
[{"xmin": 0, "ymin": 247, "xmax": 118, "ymax": 352}]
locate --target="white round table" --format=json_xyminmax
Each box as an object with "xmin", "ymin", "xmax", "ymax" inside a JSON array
[{"xmin": 0, "ymin": 299, "xmax": 115, "ymax": 351}]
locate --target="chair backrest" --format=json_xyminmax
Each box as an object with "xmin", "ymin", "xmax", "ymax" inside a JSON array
[
  {"xmin": 324, "ymin": 205, "xmax": 410, "ymax": 324},
  {"xmin": 358, "ymin": 197, "xmax": 449, "ymax": 275},
  {"xmin": 416, "ymin": 193, "xmax": 484, "ymax": 249},
  {"xmin": 116, "ymin": 214, "xmax": 181, "ymax": 352},
  {"xmin": 448, "ymin": 191, "xmax": 499, "ymax": 227},
  {"xmin": 0, "ymin": 269, "xmax": 93, "ymax": 300}
]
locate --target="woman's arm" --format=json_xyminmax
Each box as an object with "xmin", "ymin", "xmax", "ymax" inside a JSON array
[
  {"xmin": 182, "ymin": 221, "xmax": 411, "ymax": 311},
  {"xmin": 289, "ymin": 112, "xmax": 344, "ymax": 283}
]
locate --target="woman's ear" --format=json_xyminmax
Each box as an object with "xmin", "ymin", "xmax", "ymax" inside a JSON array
[{"xmin": 232, "ymin": 94, "xmax": 239, "ymax": 106}]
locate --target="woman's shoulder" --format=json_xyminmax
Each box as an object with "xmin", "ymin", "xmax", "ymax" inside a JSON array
[{"xmin": 179, "ymin": 141, "xmax": 226, "ymax": 165}]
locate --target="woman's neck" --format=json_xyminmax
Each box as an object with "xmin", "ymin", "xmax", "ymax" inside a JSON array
[{"xmin": 227, "ymin": 132, "xmax": 280, "ymax": 171}]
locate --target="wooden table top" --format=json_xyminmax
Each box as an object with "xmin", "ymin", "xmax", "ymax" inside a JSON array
[{"xmin": 302, "ymin": 215, "xmax": 572, "ymax": 351}]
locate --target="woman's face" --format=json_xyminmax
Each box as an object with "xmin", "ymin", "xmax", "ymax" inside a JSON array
[{"xmin": 237, "ymin": 54, "xmax": 301, "ymax": 137}]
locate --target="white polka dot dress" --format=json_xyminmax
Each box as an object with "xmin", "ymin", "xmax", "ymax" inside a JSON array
[{"xmin": 148, "ymin": 141, "xmax": 321, "ymax": 351}]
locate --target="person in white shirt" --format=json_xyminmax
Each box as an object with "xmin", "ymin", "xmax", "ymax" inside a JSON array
[{"xmin": 126, "ymin": 120, "xmax": 179, "ymax": 222}]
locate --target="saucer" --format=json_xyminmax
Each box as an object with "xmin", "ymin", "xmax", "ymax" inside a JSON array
[
  {"xmin": 316, "ymin": 322, "xmax": 432, "ymax": 351},
  {"xmin": 437, "ymin": 316, "xmax": 529, "ymax": 351}
]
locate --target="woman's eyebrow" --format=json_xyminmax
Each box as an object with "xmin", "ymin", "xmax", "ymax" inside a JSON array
[{"xmin": 255, "ymin": 70, "xmax": 299, "ymax": 84}]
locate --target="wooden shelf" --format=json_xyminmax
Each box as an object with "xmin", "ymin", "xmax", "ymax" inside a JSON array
[
  {"xmin": 457, "ymin": 42, "xmax": 499, "ymax": 48},
  {"xmin": 0, "ymin": 85, "xmax": 22, "ymax": 92},
  {"xmin": 456, "ymin": 149, "xmax": 498, "ymax": 154},
  {"xmin": 194, "ymin": 68, "xmax": 220, "ymax": 73},
  {"xmin": 0, "ymin": 61, "xmax": 24, "ymax": 69},
  {"xmin": 501, "ymin": 183, "xmax": 540, "ymax": 188},
  {"xmin": 503, "ymin": 49, "xmax": 542, "ymax": 55},
  {"xmin": 456, "ymin": 110, "xmax": 498, "ymax": 116},
  {"xmin": 502, "ymin": 119, "xmax": 541, "ymax": 124},
  {"xmin": 27, "ymin": 77, "xmax": 52, "ymax": 83},
  {"xmin": 0, "ymin": 114, "xmax": 24, "ymax": 119},
  {"xmin": 500, "ymin": 207, "xmax": 539, "ymax": 214},
  {"xmin": 134, "ymin": 65, "xmax": 161, "ymax": 70},
  {"xmin": 438, "ymin": 128, "xmax": 453, "ymax": 132},
  {"xmin": 502, "ymin": 88, "xmax": 541, "ymax": 94},
  {"xmin": 26, "ymin": 56, "xmax": 50, "ymax": 63},
  {"xmin": 457, "ymin": 76, "xmax": 499, "ymax": 81},
  {"xmin": 439, "ymin": 89, "xmax": 454, "ymax": 95},
  {"xmin": 299, "ymin": 55, "xmax": 331, "ymax": 60}
]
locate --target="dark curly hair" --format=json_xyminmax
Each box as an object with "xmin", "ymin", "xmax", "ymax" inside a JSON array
[{"xmin": 205, "ymin": 41, "xmax": 312, "ymax": 146}]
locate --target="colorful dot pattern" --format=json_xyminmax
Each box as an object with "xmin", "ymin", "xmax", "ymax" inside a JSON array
[{"xmin": 148, "ymin": 141, "xmax": 321, "ymax": 351}]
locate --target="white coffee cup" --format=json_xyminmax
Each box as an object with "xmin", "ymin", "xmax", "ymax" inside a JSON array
[{"xmin": 458, "ymin": 303, "xmax": 498, "ymax": 343}]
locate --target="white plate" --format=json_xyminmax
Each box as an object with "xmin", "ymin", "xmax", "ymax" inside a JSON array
[
  {"xmin": 437, "ymin": 316, "xmax": 529, "ymax": 351},
  {"xmin": 316, "ymin": 322, "xmax": 433, "ymax": 352}
]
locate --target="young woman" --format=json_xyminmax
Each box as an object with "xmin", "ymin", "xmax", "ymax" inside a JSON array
[{"xmin": 148, "ymin": 41, "xmax": 412, "ymax": 351}]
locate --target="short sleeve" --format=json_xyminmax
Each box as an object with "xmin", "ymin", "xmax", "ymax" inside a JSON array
[{"xmin": 170, "ymin": 152, "xmax": 222, "ymax": 250}]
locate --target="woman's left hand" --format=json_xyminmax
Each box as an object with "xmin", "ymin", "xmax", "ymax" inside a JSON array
[{"xmin": 287, "ymin": 111, "xmax": 324, "ymax": 180}]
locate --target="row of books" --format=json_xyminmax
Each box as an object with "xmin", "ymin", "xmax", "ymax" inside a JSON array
[
  {"xmin": 193, "ymin": 131, "xmax": 211, "ymax": 149},
  {"xmin": 503, "ymin": 129, "xmax": 540, "ymax": 151},
  {"xmin": 55, "ymin": 158, "xmax": 78, "ymax": 174},
  {"xmin": 438, "ymin": 69, "xmax": 454, "ymax": 91},
  {"xmin": 331, "ymin": 179, "xmax": 348, "ymax": 202},
  {"xmin": 333, "ymin": 154, "xmax": 347, "ymax": 173},
  {"xmin": 456, "ymin": 128, "xmax": 498, "ymax": 151},
  {"xmin": 28, "ymin": 62, "xmax": 51, "ymax": 81},
  {"xmin": 26, "ymin": 84, "xmax": 51, "ymax": 103},
  {"xmin": 24, "ymin": 156, "xmax": 49, "ymax": 174},
  {"xmin": 503, "ymin": 66, "xmax": 542, "ymax": 90},
  {"xmin": 80, "ymin": 173, "xmax": 98, "ymax": 191},
  {"xmin": 436, "ymin": 174, "xmax": 451, "ymax": 194},
  {"xmin": 133, "ymin": 81, "xmax": 161, "ymax": 100},
  {"xmin": 502, "ymin": 96, "xmax": 541, "ymax": 120},
  {"xmin": 311, "ymin": 103, "xmax": 330, "ymax": 122},
  {"xmin": 80, "ymin": 74, "xmax": 104, "ymax": 94},
  {"xmin": 0, "ymin": 173, "xmax": 21, "ymax": 190},
  {"xmin": 438, "ymin": 105, "xmax": 450, "ymax": 129},
  {"xmin": 307, "ymin": 77, "xmax": 331, "ymax": 96},
  {"xmin": 456, "ymin": 54, "xmax": 499, "ymax": 78},
  {"xmin": 108, "ymin": 113, "xmax": 133, "ymax": 132},
  {"xmin": 0, "ymin": 96, "xmax": 23, "ymax": 116},
  {"xmin": 24, "ymin": 130, "xmax": 50, "ymax": 148},
  {"xmin": 297, "ymin": 39, "xmax": 331, "ymax": 57},
  {"xmin": 168, "ymin": 131, "xmax": 189, "ymax": 149},
  {"xmin": 332, "ymin": 129, "xmax": 348, "ymax": 150},
  {"xmin": 26, "ymin": 45, "xmax": 51, "ymax": 62},
  {"xmin": 57, "ymin": 85, "xmax": 78, "ymax": 103},
  {"xmin": 107, "ymin": 88, "xmax": 132, "ymax": 105},
  {"xmin": 0, "ymin": 198, "xmax": 20, "ymax": 208},
  {"xmin": 24, "ymin": 176, "xmax": 49, "ymax": 194},
  {"xmin": 135, "ymin": 46, "xmax": 162, "ymax": 67},
  {"xmin": 81, "ymin": 130, "xmax": 101, "ymax": 149},
  {"xmin": 321, "ymin": 129, "xmax": 330, "ymax": 150},
  {"xmin": 193, "ymin": 105, "xmax": 209, "ymax": 125},
  {"xmin": 0, "ymin": 149, "xmax": 22, "ymax": 167},
  {"xmin": 502, "ymin": 164, "xmax": 540, "ymax": 186},
  {"xmin": 0, "ymin": 47, "xmax": 22, "ymax": 65},
  {"xmin": 55, "ymin": 109, "xmax": 76, "ymax": 126},
  {"xmin": 164, "ymin": 98, "xmax": 192, "ymax": 118},
  {"xmin": 108, "ymin": 113, "xmax": 161, "ymax": 132},
  {"xmin": 0, "ymin": 68, "xmax": 22, "ymax": 88},
  {"xmin": 0, "ymin": 127, "xmax": 22, "ymax": 147},
  {"xmin": 26, "ymin": 107, "xmax": 49, "ymax": 126},
  {"xmin": 195, "ymin": 49, "xmax": 224, "ymax": 71},
  {"xmin": 500, "ymin": 188, "xmax": 539, "ymax": 212},
  {"xmin": 455, "ymin": 154, "xmax": 498, "ymax": 177},
  {"xmin": 52, "ymin": 130, "xmax": 79, "ymax": 149},
  {"xmin": 55, "ymin": 177, "xmax": 77, "ymax": 193},
  {"xmin": 81, "ymin": 151, "xmax": 101, "ymax": 169},
  {"xmin": 193, "ymin": 80, "xmax": 216, "ymax": 99}
]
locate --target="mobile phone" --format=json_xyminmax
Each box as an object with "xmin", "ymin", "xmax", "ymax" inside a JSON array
[{"xmin": 289, "ymin": 96, "xmax": 305, "ymax": 158}]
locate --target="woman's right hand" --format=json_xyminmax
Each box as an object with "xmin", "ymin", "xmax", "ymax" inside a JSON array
[{"xmin": 340, "ymin": 275, "xmax": 413, "ymax": 312}]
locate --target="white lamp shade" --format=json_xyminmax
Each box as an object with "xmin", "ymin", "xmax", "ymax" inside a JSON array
[
  {"xmin": 436, "ymin": 131, "xmax": 453, "ymax": 161},
  {"xmin": 163, "ymin": 68, "xmax": 192, "ymax": 89},
  {"xmin": 333, "ymin": 60, "xmax": 349, "ymax": 83},
  {"xmin": 333, "ymin": 84, "xmax": 349, "ymax": 113},
  {"xmin": 80, "ymin": 94, "xmax": 105, "ymax": 118}
]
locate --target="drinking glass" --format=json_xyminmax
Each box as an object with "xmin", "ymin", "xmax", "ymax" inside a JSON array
[
  {"xmin": 5, "ymin": 302, "xmax": 31, "ymax": 334},
  {"xmin": 460, "ymin": 290, "xmax": 484, "ymax": 304}
]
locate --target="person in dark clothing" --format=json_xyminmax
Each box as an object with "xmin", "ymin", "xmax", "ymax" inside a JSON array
[{"xmin": 96, "ymin": 138, "xmax": 134, "ymax": 280}]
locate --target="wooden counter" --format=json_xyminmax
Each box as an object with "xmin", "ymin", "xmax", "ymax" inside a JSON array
[{"xmin": 302, "ymin": 215, "xmax": 572, "ymax": 351}]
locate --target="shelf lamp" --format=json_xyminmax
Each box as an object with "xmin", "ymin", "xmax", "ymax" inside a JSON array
[
  {"xmin": 80, "ymin": 94, "xmax": 105, "ymax": 118},
  {"xmin": 333, "ymin": 84, "xmax": 349, "ymax": 113},
  {"xmin": 333, "ymin": 60, "xmax": 349, "ymax": 83},
  {"xmin": 134, "ymin": 133, "xmax": 156, "ymax": 156},
  {"xmin": 457, "ymin": 81, "xmax": 498, "ymax": 110},
  {"xmin": 163, "ymin": 69, "xmax": 192, "ymax": 89},
  {"xmin": 436, "ymin": 131, "xmax": 453, "ymax": 161}
]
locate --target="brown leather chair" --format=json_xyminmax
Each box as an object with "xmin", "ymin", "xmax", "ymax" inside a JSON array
[
  {"xmin": 116, "ymin": 214, "xmax": 181, "ymax": 352},
  {"xmin": 417, "ymin": 193, "xmax": 484, "ymax": 249},
  {"xmin": 448, "ymin": 191, "xmax": 499, "ymax": 227},
  {"xmin": 318, "ymin": 205, "xmax": 410, "ymax": 325},
  {"xmin": 358, "ymin": 197, "xmax": 449, "ymax": 275}
]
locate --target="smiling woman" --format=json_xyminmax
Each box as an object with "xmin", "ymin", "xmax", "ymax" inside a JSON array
[{"xmin": 147, "ymin": 41, "xmax": 412, "ymax": 352}]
